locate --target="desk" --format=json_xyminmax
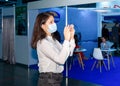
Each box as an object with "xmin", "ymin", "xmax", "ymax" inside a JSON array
[
  {"xmin": 101, "ymin": 48, "xmax": 116, "ymax": 70},
  {"xmin": 74, "ymin": 48, "xmax": 87, "ymax": 70}
]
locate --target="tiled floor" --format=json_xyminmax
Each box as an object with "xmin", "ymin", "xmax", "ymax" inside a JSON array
[{"xmin": 0, "ymin": 60, "xmax": 100, "ymax": 86}]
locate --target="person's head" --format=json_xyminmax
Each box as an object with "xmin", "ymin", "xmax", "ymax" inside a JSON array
[
  {"xmin": 31, "ymin": 12, "xmax": 57, "ymax": 49},
  {"xmin": 101, "ymin": 37, "xmax": 107, "ymax": 43},
  {"xmin": 103, "ymin": 24, "xmax": 107, "ymax": 28},
  {"xmin": 114, "ymin": 22, "xmax": 120, "ymax": 27}
]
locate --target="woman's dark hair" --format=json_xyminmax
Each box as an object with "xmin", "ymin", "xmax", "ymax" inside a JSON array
[
  {"xmin": 74, "ymin": 34, "xmax": 79, "ymax": 45},
  {"xmin": 31, "ymin": 12, "xmax": 55, "ymax": 49}
]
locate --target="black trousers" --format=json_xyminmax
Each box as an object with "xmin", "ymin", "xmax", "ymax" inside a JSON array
[{"xmin": 37, "ymin": 72, "xmax": 63, "ymax": 86}]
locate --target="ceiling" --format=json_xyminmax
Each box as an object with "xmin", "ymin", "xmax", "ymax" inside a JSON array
[
  {"xmin": 1, "ymin": 0, "xmax": 120, "ymax": 23},
  {"xmin": 0, "ymin": 0, "xmax": 40, "ymax": 7}
]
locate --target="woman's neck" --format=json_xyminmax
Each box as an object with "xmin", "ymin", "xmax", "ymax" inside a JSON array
[{"xmin": 46, "ymin": 32, "xmax": 51, "ymax": 36}]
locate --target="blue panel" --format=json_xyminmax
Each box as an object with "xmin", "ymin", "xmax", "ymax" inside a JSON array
[
  {"xmin": 67, "ymin": 7, "xmax": 98, "ymax": 41},
  {"xmin": 67, "ymin": 7, "xmax": 98, "ymax": 57}
]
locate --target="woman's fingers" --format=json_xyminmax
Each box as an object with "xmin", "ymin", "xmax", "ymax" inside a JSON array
[
  {"xmin": 64, "ymin": 24, "xmax": 75, "ymax": 40},
  {"xmin": 64, "ymin": 25, "xmax": 71, "ymax": 41}
]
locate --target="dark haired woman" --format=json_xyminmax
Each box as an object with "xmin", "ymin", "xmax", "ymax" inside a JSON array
[
  {"xmin": 31, "ymin": 12, "xmax": 75, "ymax": 86},
  {"xmin": 74, "ymin": 34, "xmax": 87, "ymax": 60}
]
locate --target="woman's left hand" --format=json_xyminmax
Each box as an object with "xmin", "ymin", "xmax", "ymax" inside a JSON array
[{"xmin": 69, "ymin": 24, "xmax": 75, "ymax": 40}]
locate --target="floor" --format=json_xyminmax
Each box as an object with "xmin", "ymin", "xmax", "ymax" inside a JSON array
[{"xmin": 0, "ymin": 60, "xmax": 100, "ymax": 86}]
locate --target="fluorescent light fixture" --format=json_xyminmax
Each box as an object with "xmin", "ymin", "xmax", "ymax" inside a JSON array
[
  {"xmin": 97, "ymin": 1, "xmax": 111, "ymax": 8},
  {"xmin": 101, "ymin": 2, "xmax": 110, "ymax": 8},
  {"xmin": 94, "ymin": 9, "xmax": 111, "ymax": 13}
]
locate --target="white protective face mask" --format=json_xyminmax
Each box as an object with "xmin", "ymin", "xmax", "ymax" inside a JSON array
[{"xmin": 48, "ymin": 23, "xmax": 57, "ymax": 33}]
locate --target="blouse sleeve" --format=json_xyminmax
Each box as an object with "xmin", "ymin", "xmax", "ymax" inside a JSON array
[
  {"xmin": 37, "ymin": 40, "xmax": 70, "ymax": 65},
  {"xmin": 69, "ymin": 39, "xmax": 76, "ymax": 56}
]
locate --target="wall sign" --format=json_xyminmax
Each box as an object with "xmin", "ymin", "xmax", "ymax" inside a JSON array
[{"xmin": 15, "ymin": 6, "xmax": 27, "ymax": 36}]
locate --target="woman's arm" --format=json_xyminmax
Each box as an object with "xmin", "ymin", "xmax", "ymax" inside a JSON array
[
  {"xmin": 69, "ymin": 39, "xmax": 75, "ymax": 56},
  {"xmin": 37, "ymin": 39, "xmax": 70, "ymax": 65}
]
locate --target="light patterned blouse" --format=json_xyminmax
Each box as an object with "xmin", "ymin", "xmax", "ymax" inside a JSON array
[{"xmin": 37, "ymin": 36, "xmax": 75, "ymax": 73}]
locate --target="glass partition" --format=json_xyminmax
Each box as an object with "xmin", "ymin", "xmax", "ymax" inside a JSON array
[{"xmin": 67, "ymin": 4, "xmax": 98, "ymax": 58}]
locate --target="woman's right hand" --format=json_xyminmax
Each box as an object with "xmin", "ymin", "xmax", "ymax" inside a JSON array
[{"xmin": 64, "ymin": 25, "xmax": 71, "ymax": 41}]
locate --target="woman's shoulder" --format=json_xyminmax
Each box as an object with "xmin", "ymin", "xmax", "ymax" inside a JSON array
[{"xmin": 37, "ymin": 39, "xmax": 48, "ymax": 46}]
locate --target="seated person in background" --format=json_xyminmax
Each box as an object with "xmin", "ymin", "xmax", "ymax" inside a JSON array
[
  {"xmin": 74, "ymin": 34, "xmax": 88, "ymax": 60},
  {"xmin": 100, "ymin": 37, "xmax": 113, "ymax": 57},
  {"xmin": 100, "ymin": 37, "xmax": 113, "ymax": 49}
]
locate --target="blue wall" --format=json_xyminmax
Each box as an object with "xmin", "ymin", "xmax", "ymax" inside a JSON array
[
  {"xmin": 68, "ymin": 8, "xmax": 98, "ymax": 41},
  {"xmin": 67, "ymin": 8, "xmax": 98, "ymax": 57}
]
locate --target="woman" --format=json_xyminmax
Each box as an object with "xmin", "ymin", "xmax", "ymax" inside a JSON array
[
  {"xmin": 74, "ymin": 34, "xmax": 87, "ymax": 60},
  {"xmin": 31, "ymin": 12, "xmax": 75, "ymax": 86}
]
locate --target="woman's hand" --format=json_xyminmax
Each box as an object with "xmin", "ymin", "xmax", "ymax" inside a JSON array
[
  {"xmin": 69, "ymin": 24, "xmax": 75, "ymax": 40},
  {"xmin": 64, "ymin": 25, "xmax": 71, "ymax": 41}
]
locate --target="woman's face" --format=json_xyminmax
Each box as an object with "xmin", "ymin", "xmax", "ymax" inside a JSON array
[{"xmin": 42, "ymin": 16, "xmax": 54, "ymax": 35}]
